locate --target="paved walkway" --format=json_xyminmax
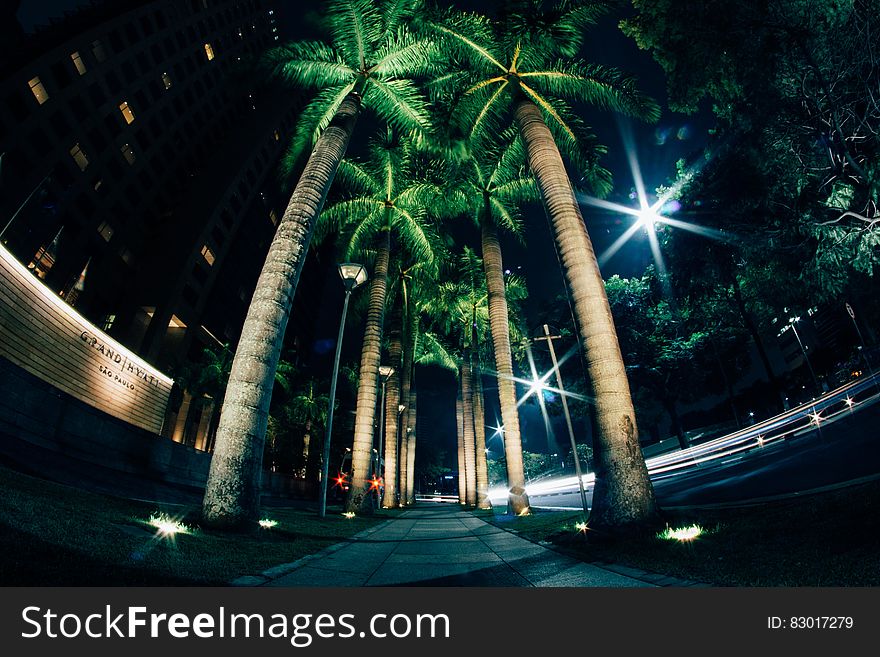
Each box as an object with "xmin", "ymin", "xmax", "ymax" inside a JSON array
[{"xmin": 250, "ymin": 504, "xmax": 658, "ymax": 587}]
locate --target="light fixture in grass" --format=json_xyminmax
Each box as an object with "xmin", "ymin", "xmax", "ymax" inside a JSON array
[
  {"xmin": 259, "ymin": 519, "xmax": 278, "ymax": 529},
  {"xmin": 147, "ymin": 513, "xmax": 192, "ymax": 538},
  {"xmin": 658, "ymin": 524, "xmax": 705, "ymax": 542}
]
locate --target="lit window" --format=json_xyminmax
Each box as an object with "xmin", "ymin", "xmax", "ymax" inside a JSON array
[
  {"xmin": 28, "ymin": 76, "xmax": 49, "ymax": 104},
  {"xmin": 273, "ymin": 129, "xmax": 280, "ymax": 141},
  {"xmin": 269, "ymin": 209, "xmax": 278, "ymax": 226},
  {"xmin": 97, "ymin": 221, "xmax": 114, "ymax": 242},
  {"xmin": 28, "ymin": 242, "xmax": 57, "ymax": 279},
  {"xmin": 168, "ymin": 315, "xmax": 187, "ymax": 328},
  {"xmin": 102, "ymin": 314, "xmax": 116, "ymax": 331},
  {"xmin": 120, "ymin": 247, "xmax": 134, "ymax": 265},
  {"xmin": 200, "ymin": 245, "xmax": 215, "ymax": 265},
  {"xmin": 93, "ymin": 179, "xmax": 103, "ymax": 192},
  {"xmin": 204, "ymin": 43, "xmax": 215, "ymax": 61},
  {"xmin": 70, "ymin": 143, "xmax": 89, "ymax": 170},
  {"xmin": 71, "ymin": 51, "xmax": 87, "ymax": 75},
  {"xmin": 120, "ymin": 143, "xmax": 136, "ymax": 164},
  {"xmin": 119, "ymin": 100, "xmax": 135, "ymax": 124},
  {"xmin": 162, "ymin": 72, "xmax": 172, "ymax": 89},
  {"xmin": 91, "ymin": 39, "xmax": 107, "ymax": 63}
]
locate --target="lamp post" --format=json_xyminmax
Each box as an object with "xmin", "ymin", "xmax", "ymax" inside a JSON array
[
  {"xmin": 788, "ymin": 316, "xmax": 821, "ymax": 397},
  {"xmin": 534, "ymin": 324, "xmax": 590, "ymax": 520},
  {"xmin": 375, "ymin": 365, "xmax": 394, "ymax": 505},
  {"xmin": 319, "ymin": 263, "xmax": 368, "ymax": 518}
]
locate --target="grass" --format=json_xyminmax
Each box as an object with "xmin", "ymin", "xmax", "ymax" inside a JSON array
[
  {"xmin": 0, "ymin": 464, "xmax": 399, "ymax": 585},
  {"xmin": 486, "ymin": 479, "xmax": 880, "ymax": 586}
]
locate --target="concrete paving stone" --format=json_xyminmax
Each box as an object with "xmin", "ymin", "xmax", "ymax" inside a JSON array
[
  {"xmin": 393, "ymin": 540, "xmax": 489, "ymax": 555},
  {"xmin": 502, "ymin": 553, "xmax": 581, "ymax": 584},
  {"xmin": 384, "ymin": 552, "xmax": 503, "ymax": 564},
  {"xmin": 265, "ymin": 566, "xmax": 370, "ymax": 587},
  {"xmin": 534, "ymin": 563, "xmax": 656, "ymax": 588},
  {"xmin": 366, "ymin": 562, "xmax": 519, "ymax": 587},
  {"xmin": 230, "ymin": 575, "xmax": 269, "ymax": 587}
]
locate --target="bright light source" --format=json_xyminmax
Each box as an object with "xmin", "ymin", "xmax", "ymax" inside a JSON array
[
  {"xmin": 258, "ymin": 519, "xmax": 278, "ymax": 529},
  {"xmin": 844, "ymin": 397, "xmax": 855, "ymax": 407},
  {"xmin": 658, "ymin": 524, "xmax": 704, "ymax": 542},
  {"xmin": 148, "ymin": 514, "xmax": 190, "ymax": 537},
  {"xmin": 808, "ymin": 411, "xmax": 822, "ymax": 426},
  {"xmin": 342, "ymin": 512, "xmax": 356, "ymax": 519},
  {"xmin": 517, "ymin": 507, "xmax": 531, "ymax": 517},
  {"xmin": 575, "ymin": 522, "xmax": 588, "ymax": 533},
  {"xmin": 757, "ymin": 435, "xmax": 765, "ymax": 447},
  {"xmin": 636, "ymin": 207, "xmax": 660, "ymax": 230}
]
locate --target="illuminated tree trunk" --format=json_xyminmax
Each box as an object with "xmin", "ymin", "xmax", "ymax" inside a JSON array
[
  {"xmin": 405, "ymin": 386, "xmax": 417, "ymax": 503},
  {"xmin": 397, "ymin": 306, "xmax": 415, "ymax": 504},
  {"xmin": 481, "ymin": 214, "xmax": 529, "ymax": 513},
  {"xmin": 513, "ymin": 94, "xmax": 660, "ymax": 534},
  {"xmin": 461, "ymin": 357, "xmax": 477, "ymax": 506},
  {"xmin": 202, "ymin": 93, "xmax": 360, "ymax": 528},
  {"xmin": 346, "ymin": 228, "xmax": 391, "ymax": 512},
  {"xmin": 382, "ymin": 296, "xmax": 403, "ymax": 508},
  {"xmin": 456, "ymin": 383, "xmax": 466, "ymax": 504},
  {"xmin": 473, "ymin": 365, "xmax": 490, "ymax": 508}
]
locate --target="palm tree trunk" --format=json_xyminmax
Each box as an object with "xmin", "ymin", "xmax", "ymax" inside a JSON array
[
  {"xmin": 513, "ymin": 94, "xmax": 660, "ymax": 534},
  {"xmin": 202, "ymin": 93, "xmax": 361, "ymax": 528},
  {"xmin": 456, "ymin": 382, "xmax": 466, "ymax": 504},
  {"xmin": 301, "ymin": 418, "xmax": 312, "ymax": 477},
  {"xmin": 473, "ymin": 364, "xmax": 490, "ymax": 508},
  {"xmin": 405, "ymin": 386, "xmax": 417, "ymax": 504},
  {"xmin": 481, "ymin": 214, "xmax": 529, "ymax": 514},
  {"xmin": 461, "ymin": 354, "xmax": 477, "ymax": 506},
  {"xmin": 397, "ymin": 305, "xmax": 415, "ymax": 504},
  {"xmin": 346, "ymin": 228, "xmax": 391, "ymax": 512},
  {"xmin": 382, "ymin": 296, "xmax": 403, "ymax": 508}
]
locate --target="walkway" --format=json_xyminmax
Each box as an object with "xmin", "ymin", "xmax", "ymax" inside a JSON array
[{"xmin": 250, "ymin": 504, "xmax": 656, "ymax": 587}]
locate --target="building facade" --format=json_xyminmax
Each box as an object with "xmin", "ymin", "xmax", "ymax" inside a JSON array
[{"xmin": 0, "ymin": 0, "xmax": 308, "ymax": 451}]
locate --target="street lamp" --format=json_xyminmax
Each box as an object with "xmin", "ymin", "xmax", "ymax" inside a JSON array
[
  {"xmin": 788, "ymin": 316, "xmax": 821, "ymax": 397},
  {"xmin": 375, "ymin": 365, "xmax": 395, "ymax": 505},
  {"xmin": 319, "ymin": 263, "xmax": 368, "ymax": 518},
  {"xmin": 534, "ymin": 324, "xmax": 590, "ymax": 521}
]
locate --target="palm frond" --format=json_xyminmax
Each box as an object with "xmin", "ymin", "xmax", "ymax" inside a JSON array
[
  {"xmin": 363, "ymin": 77, "xmax": 433, "ymax": 137},
  {"xmin": 284, "ymin": 81, "xmax": 357, "ymax": 169},
  {"xmin": 415, "ymin": 332, "xmax": 458, "ymax": 371},
  {"xmin": 263, "ymin": 41, "xmax": 355, "ymax": 89},
  {"xmin": 427, "ymin": 9, "xmax": 506, "ymax": 73},
  {"xmin": 327, "ymin": 0, "xmax": 383, "ymax": 69},
  {"xmin": 334, "ymin": 159, "xmax": 383, "ymax": 196},
  {"xmin": 370, "ymin": 28, "xmax": 441, "ymax": 78},
  {"xmin": 520, "ymin": 59, "xmax": 661, "ymax": 122}
]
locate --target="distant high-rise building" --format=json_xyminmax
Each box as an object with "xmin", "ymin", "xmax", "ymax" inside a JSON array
[{"xmin": 0, "ymin": 0, "xmax": 312, "ymax": 450}]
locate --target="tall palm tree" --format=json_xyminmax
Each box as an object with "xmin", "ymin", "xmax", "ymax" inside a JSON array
[
  {"xmin": 429, "ymin": 1, "xmax": 662, "ymax": 532},
  {"xmin": 202, "ymin": 0, "xmax": 439, "ymax": 528},
  {"xmin": 318, "ymin": 135, "xmax": 445, "ymax": 511},
  {"xmin": 284, "ymin": 379, "xmax": 330, "ymax": 477},
  {"xmin": 450, "ymin": 126, "xmax": 540, "ymax": 513}
]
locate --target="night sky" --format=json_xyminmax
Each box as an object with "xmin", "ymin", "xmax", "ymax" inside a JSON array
[{"xmin": 17, "ymin": 1, "xmax": 715, "ymax": 468}]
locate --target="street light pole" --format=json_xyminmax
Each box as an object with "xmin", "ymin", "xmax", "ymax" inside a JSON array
[
  {"xmin": 535, "ymin": 324, "xmax": 590, "ymax": 520},
  {"xmin": 789, "ymin": 317, "xmax": 821, "ymax": 397},
  {"xmin": 319, "ymin": 263, "xmax": 367, "ymax": 518}
]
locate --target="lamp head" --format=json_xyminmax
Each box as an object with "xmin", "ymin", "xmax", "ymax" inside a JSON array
[{"xmin": 338, "ymin": 262, "xmax": 368, "ymax": 290}]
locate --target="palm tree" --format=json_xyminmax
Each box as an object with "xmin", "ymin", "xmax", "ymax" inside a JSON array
[
  {"xmin": 284, "ymin": 379, "xmax": 330, "ymax": 477},
  {"xmin": 427, "ymin": 248, "xmax": 530, "ymax": 508},
  {"xmin": 318, "ymin": 135, "xmax": 445, "ymax": 511},
  {"xmin": 429, "ymin": 1, "xmax": 662, "ymax": 532},
  {"xmin": 449, "ymin": 126, "xmax": 540, "ymax": 513},
  {"xmin": 202, "ymin": 0, "xmax": 439, "ymax": 528}
]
